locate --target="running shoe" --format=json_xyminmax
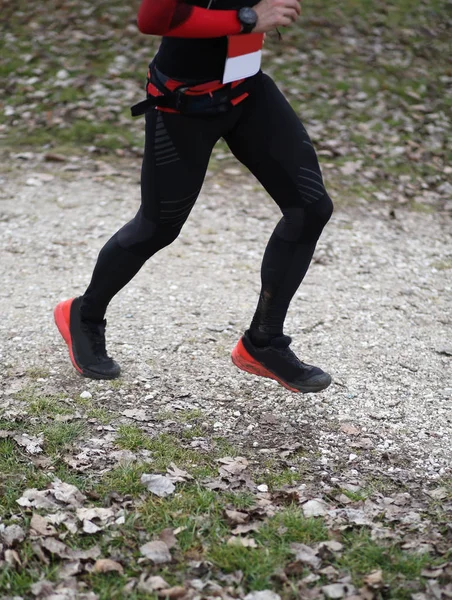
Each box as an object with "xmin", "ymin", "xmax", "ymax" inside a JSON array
[
  {"xmin": 54, "ymin": 297, "xmax": 120, "ymax": 380},
  {"xmin": 231, "ymin": 331, "xmax": 331, "ymax": 393}
]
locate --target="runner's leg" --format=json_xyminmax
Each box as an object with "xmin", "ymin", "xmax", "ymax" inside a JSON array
[
  {"xmin": 224, "ymin": 73, "xmax": 333, "ymax": 345},
  {"xmin": 79, "ymin": 110, "xmax": 221, "ymax": 322}
]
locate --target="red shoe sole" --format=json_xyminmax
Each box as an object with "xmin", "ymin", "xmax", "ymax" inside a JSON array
[
  {"xmin": 54, "ymin": 298, "xmax": 83, "ymax": 375},
  {"xmin": 231, "ymin": 338, "xmax": 300, "ymax": 393}
]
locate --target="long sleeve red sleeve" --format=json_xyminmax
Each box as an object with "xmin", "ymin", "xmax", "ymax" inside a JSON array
[{"xmin": 137, "ymin": 0, "xmax": 242, "ymax": 38}]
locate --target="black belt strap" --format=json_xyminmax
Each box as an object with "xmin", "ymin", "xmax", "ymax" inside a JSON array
[{"xmin": 131, "ymin": 78, "xmax": 252, "ymax": 117}]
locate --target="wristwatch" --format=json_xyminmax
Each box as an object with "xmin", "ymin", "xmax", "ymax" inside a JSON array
[{"xmin": 237, "ymin": 7, "xmax": 258, "ymax": 34}]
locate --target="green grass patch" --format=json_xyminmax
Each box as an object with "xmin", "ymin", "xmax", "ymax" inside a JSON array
[
  {"xmin": 338, "ymin": 530, "xmax": 437, "ymax": 598},
  {"xmin": 107, "ymin": 379, "xmax": 125, "ymax": 390},
  {"xmin": 181, "ymin": 425, "xmax": 205, "ymax": 440},
  {"xmin": 209, "ymin": 505, "xmax": 329, "ymax": 590},
  {"xmin": 86, "ymin": 407, "xmax": 111, "ymax": 424},
  {"xmin": 13, "ymin": 386, "xmax": 70, "ymax": 415},
  {"xmin": 113, "ymin": 427, "xmax": 241, "ymax": 480},
  {"xmin": 212, "ymin": 437, "xmax": 239, "ymax": 458},
  {"xmin": 25, "ymin": 366, "xmax": 51, "ymax": 380},
  {"xmin": 140, "ymin": 485, "xmax": 228, "ymax": 552},
  {"xmin": 86, "ymin": 573, "xmax": 152, "ymax": 600},
  {"xmin": 40, "ymin": 422, "xmax": 86, "ymax": 455},
  {"xmin": 0, "ymin": 419, "xmax": 25, "ymax": 431},
  {"xmin": 146, "ymin": 433, "xmax": 216, "ymax": 477},
  {"xmin": 175, "ymin": 409, "xmax": 204, "ymax": 422},
  {"xmin": 116, "ymin": 424, "xmax": 151, "ymax": 452},
  {"xmin": 96, "ymin": 463, "xmax": 149, "ymax": 497},
  {"xmin": 260, "ymin": 467, "xmax": 301, "ymax": 490},
  {"xmin": 27, "ymin": 395, "xmax": 73, "ymax": 418},
  {"xmin": 0, "ymin": 540, "xmax": 59, "ymax": 597},
  {"xmin": 209, "ymin": 544, "xmax": 282, "ymax": 590},
  {"xmin": 257, "ymin": 507, "xmax": 329, "ymax": 546},
  {"xmin": 0, "ymin": 439, "xmax": 49, "ymax": 516},
  {"xmin": 4, "ymin": 119, "xmax": 140, "ymax": 153},
  {"xmin": 340, "ymin": 488, "xmax": 369, "ymax": 502},
  {"xmin": 432, "ymin": 259, "xmax": 452, "ymax": 270}
]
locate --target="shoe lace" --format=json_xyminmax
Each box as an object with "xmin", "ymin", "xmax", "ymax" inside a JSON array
[
  {"xmin": 279, "ymin": 346, "xmax": 304, "ymax": 367},
  {"xmin": 81, "ymin": 319, "xmax": 108, "ymax": 358}
]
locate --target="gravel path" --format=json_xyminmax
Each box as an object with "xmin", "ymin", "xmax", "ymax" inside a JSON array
[{"xmin": 1, "ymin": 155, "xmax": 451, "ymax": 489}]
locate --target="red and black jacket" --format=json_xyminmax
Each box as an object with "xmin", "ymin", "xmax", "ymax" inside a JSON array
[{"xmin": 137, "ymin": 0, "xmax": 258, "ymax": 81}]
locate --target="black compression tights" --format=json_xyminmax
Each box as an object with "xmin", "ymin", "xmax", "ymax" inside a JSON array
[{"xmin": 80, "ymin": 72, "xmax": 333, "ymax": 345}]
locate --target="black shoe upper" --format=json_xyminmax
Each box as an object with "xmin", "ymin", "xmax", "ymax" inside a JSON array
[
  {"xmin": 70, "ymin": 297, "xmax": 120, "ymax": 378},
  {"xmin": 243, "ymin": 330, "xmax": 329, "ymax": 386}
]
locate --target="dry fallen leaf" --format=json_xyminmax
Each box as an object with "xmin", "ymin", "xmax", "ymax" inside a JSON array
[
  {"xmin": 302, "ymin": 498, "xmax": 329, "ymax": 517},
  {"xmin": 218, "ymin": 456, "xmax": 249, "ymax": 476},
  {"xmin": 227, "ymin": 536, "xmax": 258, "ymax": 548},
  {"xmin": 426, "ymin": 488, "xmax": 448, "ymax": 500},
  {"xmin": 244, "ymin": 592, "xmax": 281, "ymax": 600},
  {"xmin": 40, "ymin": 537, "xmax": 72, "ymax": 559},
  {"xmin": 0, "ymin": 524, "xmax": 26, "ymax": 547},
  {"xmin": 17, "ymin": 480, "xmax": 86, "ymax": 512},
  {"xmin": 30, "ymin": 514, "xmax": 57, "ymax": 537},
  {"xmin": 318, "ymin": 540, "xmax": 344, "ymax": 555},
  {"xmin": 159, "ymin": 528, "xmax": 178, "ymax": 549},
  {"xmin": 167, "ymin": 463, "xmax": 194, "ymax": 482},
  {"xmin": 47, "ymin": 512, "xmax": 79, "ymax": 535},
  {"xmin": 12, "ymin": 432, "xmax": 44, "ymax": 454},
  {"xmin": 138, "ymin": 575, "xmax": 170, "ymax": 593},
  {"xmin": 0, "ymin": 430, "xmax": 43, "ymax": 454},
  {"xmin": 31, "ymin": 541, "xmax": 50, "ymax": 565},
  {"xmin": 420, "ymin": 567, "xmax": 444, "ymax": 578},
  {"xmin": 76, "ymin": 507, "xmax": 116, "ymax": 523},
  {"xmin": 364, "ymin": 569, "xmax": 384, "ymax": 587},
  {"xmin": 5, "ymin": 549, "xmax": 22, "ymax": 568},
  {"xmin": 121, "ymin": 408, "xmax": 151, "ymax": 421},
  {"xmin": 140, "ymin": 540, "xmax": 172, "ymax": 564},
  {"xmin": 51, "ymin": 479, "xmax": 86, "ymax": 507},
  {"xmin": 290, "ymin": 543, "xmax": 321, "ymax": 569},
  {"xmin": 141, "ymin": 474, "xmax": 176, "ymax": 498},
  {"xmin": 319, "ymin": 565, "xmax": 339, "ymax": 579},
  {"xmin": 301, "ymin": 572, "xmax": 321, "ymax": 584},
  {"xmin": 225, "ymin": 509, "xmax": 249, "ymax": 524},
  {"xmin": 340, "ymin": 160, "xmax": 362, "ymax": 176},
  {"xmin": 76, "ymin": 506, "xmax": 117, "ymax": 534},
  {"xmin": 30, "ymin": 580, "xmax": 55, "ymax": 597},
  {"xmin": 83, "ymin": 520, "xmax": 100, "ymax": 534},
  {"xmin": 93, "ymin": 558, "xmax": 124, "ymax": 574},
  {"xmin": 231, "ymin": 522, "xmax": 261, "ymax": 535},
  {"xmin": 58, "ymin": 560, "xmax": 83, "ymax": 579},
  {"xmin": 30, "ymin": 577, "xmax": 99, "ymax": 599},
  {"xmin": 110, "ymin": 449, "xmax": 137, "ymax": 466},
  {"xmin": 156, "ymin": 586, "xmax": 187, "ymax": 599},
  {"xmin": 340, "ymin": 423, "xmax": 360, "ymax": 436},
  {"xmin": 71, "ymin": 545, "xmax": 101, "ymax": 561},
  {"xmin": 39, "ymin": 537, "xmax": 101, "ymax": 562},
  {"xmin": 17, "ymin": 489, "xmax": 60, "ymax": 511},
  {"xmin": 322, "ymin": 582, "xmax": 357, "ymax": 599}
]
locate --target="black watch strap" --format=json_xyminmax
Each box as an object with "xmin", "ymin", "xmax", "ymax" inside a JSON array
[{"xmin": 238, "ymin": 7, "xmax": 258, "ymax": 34}]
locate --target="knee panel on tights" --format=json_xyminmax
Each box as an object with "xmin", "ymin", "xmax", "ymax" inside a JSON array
[
  {"xmin": 117, "ymin": 209, "xmax": 182, "ymax": 259},
  {"xmin": 276, "ymin": 192, "xmax": 334, "ymax": 243},
  {"xmin": 312, "ymin": 191, "xmax": 334, "ymax": 228}
]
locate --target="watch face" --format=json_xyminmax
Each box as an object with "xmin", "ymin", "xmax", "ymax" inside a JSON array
[{"xmin": 240, "ymin": 7, "xmax": 257, "ymax": 25}]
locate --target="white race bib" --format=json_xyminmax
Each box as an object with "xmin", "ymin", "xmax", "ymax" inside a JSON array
[{"xmin": 222, "ymin": 33, "xmax": 264, "ymax": 84}]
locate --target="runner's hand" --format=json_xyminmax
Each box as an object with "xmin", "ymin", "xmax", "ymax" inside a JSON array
[{"xmin": 253, "ymin": 0, "xmax": 301, "ymax": 33}]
